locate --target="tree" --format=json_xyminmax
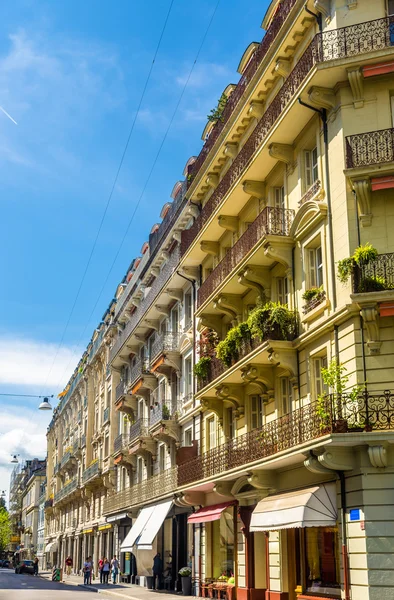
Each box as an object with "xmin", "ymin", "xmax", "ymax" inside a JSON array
[
  {"xmin": 0, "ymin": 507, "xmax": 11, "ymax": 555},
  {"xmin": 0, "ymin": 496, "xmax": 6, "ymax": 509}
]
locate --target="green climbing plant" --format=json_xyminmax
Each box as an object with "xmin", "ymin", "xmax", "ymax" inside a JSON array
[{"xmin": 207, "ymin": 93, "xmax": 228, "ymax": 123}]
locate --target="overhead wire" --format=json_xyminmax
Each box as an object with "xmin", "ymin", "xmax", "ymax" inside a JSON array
[
  {"xmin": 55, "ymin": 0, "xmax": 221, "ymax": 391},
  {"xmin": 41, "ymin": 0, "xmax": 175, "ymax": 394}
]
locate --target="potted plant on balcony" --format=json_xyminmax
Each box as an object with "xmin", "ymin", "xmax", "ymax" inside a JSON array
[
  {"xmin": 215, "ymin": 322, "xmax": 251, "ymax": 367},
  {"xmin": 337, "ymin": 242, "xmax": 390, "ymax": 291},
  {"xmin": 207, "ymin": 92, "xmax": 228, "ymax": 123},
  {"xmin": 194, "ymin": 356, "xmax": 212, "ymax": 381},
  {"xmin": 179, "ymin": 567, "xmax": 192, "ymax": 595},
  {"xmin": 302, "ymin": 286, "xmax": 325, "ymax": 314}
]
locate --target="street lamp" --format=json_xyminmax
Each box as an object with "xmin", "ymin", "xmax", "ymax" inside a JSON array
[
  {"xmin": 38, "ymin": 397, "xmax": 53, "ymax": 411},
  {"xmin": 10, "ymin": 455, "xmax": 20, "ymax": 464},
  {"xmin": 0, "ymin": 392, "xmax": 54, "ymax": 411}
]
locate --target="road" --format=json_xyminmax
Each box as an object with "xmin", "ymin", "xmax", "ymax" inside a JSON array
[{"xmin": 0, "ymin": 568, "xmax": 114, "ymax": 599}]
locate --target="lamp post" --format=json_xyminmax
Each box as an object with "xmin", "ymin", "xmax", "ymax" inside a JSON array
[{"xmin": 0, "ymin": 393, "xmax": 53, "ymax": 411}]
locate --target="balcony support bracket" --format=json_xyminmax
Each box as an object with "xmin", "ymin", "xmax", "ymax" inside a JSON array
[
  {"xmin": 308, "ymin": 86, "xmax": 336, "ymax": 111},
  {"xmin": 351, "ymin": 178, "xmax": 372, "ymax": 227},
  {"xmin": 201, "ymin": 397, "xmax": 224, "ymax": 425},
  {"xmin": 241, "ymin": 365, "xmax": 274, "ymax": 401},
  {"xmin": 166, "ymin": 288, "xmax": 183, "ymax": 302},
  {"xmin": 242, "ymin": 180, "xmax": 266, "ymax": 201},
  {"xmin": 198, "ymin": 314, "xmax": 222, "ymax": 334},
  {"xmin": 263, "ymin": 236, "xmax": 294, "ymax": 271},
  {"xmin": 360, "ymin": 302, "xmax": 381, "ymax": 355},
  {"xmin": 216, "ymin": 384, "xmax": 245, "ymax": 417},
  {"xmin": 224, "ymin": 142, "xmax": 239, "ymax": 159},
  {"xmin": 218, "ymin": 215, "xmax": 239, "ymax": 232},
  {"xmin": 238, "ymin": 266, "xmax": 271, "ymax": 302},
  {"xmin": 200, "ymin": 241, "xmax": 220, "ymax": 256},
  {"xmin": 213, "ymin": 294, "xmax": 243, "ymax": 326},
  {"xmin": 347, "ymin": 67, "xmax": 364, "ymax": 109},
  {"xmin": 268, "ymin": 143, "xmax": 293, "ymax": 171}
]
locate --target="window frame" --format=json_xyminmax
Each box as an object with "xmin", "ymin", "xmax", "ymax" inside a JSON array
[
  {"xmin": 304, "ymin": 147, "xmax": 318, "ymax": 190},
  {"xmin": 250, "ymin": 395, "xmax": 263, "ymax": 430}
]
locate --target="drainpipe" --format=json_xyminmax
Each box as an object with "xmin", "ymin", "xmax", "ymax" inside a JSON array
[
  {"xmin": 298, "ymin": 98, "xmax": 337, "ymax": 311},
  {"xmin": 338, "ymin": 471, "xmax": 351, "ymax": 600},
  {"xmin": 352, "ymin": 189, "xmax": 368, "ymax": 386},
  {"xmin": 304, "ymin": 3, "xmax": 323, "ymax": 32}
]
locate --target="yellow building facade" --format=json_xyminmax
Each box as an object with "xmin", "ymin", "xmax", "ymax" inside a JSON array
[{"xmin": 45, "ymin": 1, "xmax": 394, "ymax": 599}]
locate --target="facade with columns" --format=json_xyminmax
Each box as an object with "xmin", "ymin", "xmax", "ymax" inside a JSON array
[{"xmin": 45, "ymin": 1, "xmax": 394, "ymax": 599}]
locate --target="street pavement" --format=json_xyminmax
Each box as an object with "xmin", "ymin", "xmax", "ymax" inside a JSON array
[{"xmin": 0, "ymin": 568, "xmax": 114, "ymax": 599}]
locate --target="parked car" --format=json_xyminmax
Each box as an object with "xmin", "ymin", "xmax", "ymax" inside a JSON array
[
  {"xmin": 15, "ymin": 560, "xmax": 34, "ymax": 574},
  {"xmin": 1, "ymin": 560, "xmax": 10, "ymax": 568}
]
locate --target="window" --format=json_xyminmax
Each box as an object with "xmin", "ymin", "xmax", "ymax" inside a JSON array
[
  {"xmin": 280, "ymin": 377, "xmax": 293, "ymax": 415},
  {"xmin": 207, "ymin": 417, "xmax": 216, "ymax": 450},
  {"xmin": 104, "ymin": 434, "xmax": 109, "ymax": 458},
  {"xmin": 277, "ymin": 277, "xmax": 288, "ymax": 305},
  {"xmin": 138, "ymin": 398, "xmax": 144, "ymax": 419},
  {"xmin": 388, "ymin": 0, "xmax": 394, "ymax": 15},
  {"xmin": 184, "ymin": 427, "xmax": 193, "ymax": 446},
  {"xmin": 228, "ymin": 408, "xmax": 237, "ymax": 439},
  {"xmin": 312, "ymin": 355, "xmax": 328, "ymax": 398},
  {"xmin": 250, "ymin": 395, "xmax": 263, "ymax": 429},
  {"xmin": 304, "ymin": 147, "xmax": 318, "ymax": 189},
  {"xmin": 184, "ymin": 356, "xmax": 192, "ymax": 397},
  {"xmin": 159, "ymin": 444, "xmax": 166, "ymax": 471},
  {"xmin": 274, "ymin": 186, "xmax": 285, "ymax": 209},
  {"xmin": 210, "ymin": 507, "xmax": 235, "ymax": 578},
  {"xmin": 171, "ymin": 306, "xmax": 179, "ymax": 333},
  {"xmin": 184, "ymin": 292, "xmax": 192, "ymax": 329},
  {"xmin": 307, "ymin": 246, "xmax": 323, "ymax": 288},
  {"xmin": 137, "ymin": 457, "xmax": 144, "ymax": 483}
]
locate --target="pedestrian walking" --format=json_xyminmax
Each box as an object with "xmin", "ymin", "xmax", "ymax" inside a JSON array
[
  {"xmin": 33, "ymin": 557, "xmax": 39, "ymax": 576},
  {"xmin": 98, "ymin": 556, "xmax": 104, "ymax": 584},
  {"xmin": 111, "ymin": 555, "xmax": 119, "ymax": 584},
  {"xmin": 152, "ymin": 552, "xmax": 163, "ymax": 590},
  {"xmin": 83, "ymin": 556, "xmax": 92, "ymax": 586},
  {"xmin": 65, "ymin": 555, "xmax": 73, "ymax": 577},
  {"xmin": 102, "ymin": 558, "xmax": 110, "ymax": 585}
]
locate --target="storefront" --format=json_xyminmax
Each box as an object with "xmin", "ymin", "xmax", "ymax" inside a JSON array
[
  {"xmin": 44, "ymin": 540, "xmax": 58, "ymax": 569},
  {"xmin": 250, "ymin": 484, "xmax": 340, "ymax": 600}
]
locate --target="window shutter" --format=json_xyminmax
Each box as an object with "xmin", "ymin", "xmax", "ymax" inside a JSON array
[
  {"xmin": 308, "ymin": 249, "xmax": 317, "ymax": 288},
  {"xmin": 305, "ymin": 150, "xmax": 312, "ymax": 188}
]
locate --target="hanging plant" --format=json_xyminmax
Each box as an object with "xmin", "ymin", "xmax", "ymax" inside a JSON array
[
  {"xmin": 215, "ymin": 322, "xmax": 251, "ymax": 367},
  {"xmin": 194, "ymin": 356, "xmax": 212, "ymax": 380},
  {"xmin": 302, "ymin": 286, "xmax": 324, "ymax": 302},
  {"xmin": 337, "ymin": 243, "xmax": 379, "ymax": 284}
]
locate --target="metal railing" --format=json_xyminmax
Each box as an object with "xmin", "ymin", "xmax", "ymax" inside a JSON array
[
  {"xmin": 178, "ymin": 390, "xmax": 394, "ymax": 486},
  {"xmin": 82, "ymin": 460, "xmax": 101, "ymax": 484},
  {"xmin": 60, "ymin": 451, "xmax": 72, "ymax": 468},
  {"xmin": 130, "ymin": 358, "xmax": 151, "ymax": 388},
  {"xmin": 346, "ymin": 127, "xmax": 394, "ymax": 168},
  {"xmin": 149, "ymin": 180, "xmax": 188, "ymax": 258},
  {"xmin": 150, "ymin": 333, "xmax": 181, "ymax": 364},
  {"xmin": 299, "ymin": 180, "xmax": 321, "ymax": 206},
  {"xmin": 150, "ymin": 399, "xmax": 180, "ymax": 427},
  {"xmin": 187, "ymin": 0, "xmax": 298, "ymax": 186},
  {"xmin": 103, "ymin": 466, "xmax": 178, "ymax": 515},
  {"xmin": 72, "ymin": 437, "xmax": 81, "ymax": 455},
  {"xmin": 302, "ymin": 290, "xmax": 326, "ymax": 315},
  {"xmin": 110, "ymin": 247, "xmax": 180, "ymax": 362},
  {"xmin": 114, "ymin": 433, "xmax": 130, "ymax": 454},
  {"xmin": 103, "ymin": 406, "xmax": 110, "ymax": 423},
  {"xmin": 197, "ymin": 325, "xmax": 296, "ymax": 392},
  {"xmin": 182, "ymin": 16, "xmax": 394, "ymax": 256},
  {"xmin": 115, "ymin": 380, "xmax": 128, "ymax": 402},
  {"xmin": 197, "ymin": 206, "xmax": 294, "ymax": 307},
  {"xmin": 129, "ymin": 418, "xmax": 149, "ymax": 443},
  {"xmin": 54, "ymin": 477, "xmax": 79, "ymax": 504},
  {"xmin": 353, "ymin": 253, "xmax": 394, "ymax": 293}
]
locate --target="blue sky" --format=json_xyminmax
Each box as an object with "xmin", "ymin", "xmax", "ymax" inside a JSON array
[{"xmin": 0, "ymin": 0, "xmax": 270, "ymax": 493}]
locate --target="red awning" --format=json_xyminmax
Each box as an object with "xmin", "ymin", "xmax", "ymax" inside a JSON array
[{"xmin": 188, "ymin": 502, "xmax": 235, "ymax": 524}]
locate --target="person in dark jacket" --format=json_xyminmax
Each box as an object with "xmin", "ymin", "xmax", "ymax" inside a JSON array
[{"xmin": 152, "ymin": 553, "xmax": 163, "ymax": 590}]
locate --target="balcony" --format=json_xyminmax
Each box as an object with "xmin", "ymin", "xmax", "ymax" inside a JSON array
[
  {"xmin": 114, "ymin": 433, "xmax": 130, "ymax": 455},
  {"xmin": 353, "ymin": 253, "xmax": 394, "ymax": 293},
  {"xmin": 197, "ymin": 325, "xmax": 296, "ymax": 393},
  {"xmin": 129, "ymin": 418, "xmax": 150, "ymax": 444},
  {"xmin": 197, "ymin": 206, "xmax": 294, "ymax": 308},
  {"xmin": 53, "ymin": 477, "xmax": 80, "ymax": 505},
  {"xmin": 178, "ymin": 390, "xmax": 394, "ymax": 487},
  {"xmin": 187, "ymin": 0, "xmax": 298, "ymax": 187},
  {"xmin": 182, "ymin": 17, "xmax": 394, "ymax": 257},
  {"xmin": 44, "ymin": 498, "xmax": 53, "ymax": 511},
  {"xmin": 150, "ymin": 399, "xmax": 179, "ymax": 427},
  {"xmin": 54, "ymin": 463, "xmax": 60, "ymax": 476},
  {"xmin": 60, "ymin": 449, "xmax": 75, "ymax": 470},
  {"xmin": 150, "ymin": 333, "xmax": 181, "ymax": 374},
  {"xmin": 82, "ymin": 460, "xmax": 102, "ymax": 485},
  {"xmin": 81, "ymin": 433, "xmax": 86, "ymax": 448},
  {"xmin": 110, "ymin": 247, "xmax": 180, "ymax": 363},
  {"xmin": 346, "ymin": 128, "xmax": 394, "ymax": 169},
  {"xmin": 103, "ymin": 466, "xmax": 178, "ymax": 515}
]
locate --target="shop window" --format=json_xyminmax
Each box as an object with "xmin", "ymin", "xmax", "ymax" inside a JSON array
[
  {"xmin": 210, "ymin": 507, "xmax": 235, "ymax": 578},
  {"xmin": 206, "ymin": 417, "xmax": 216, "ymax": 451},
  {"xmin": 304, "ymin": 147, "xmax": 318, "ymax": 190},
  {"xmin": 184, "ymin": 427, "xmax": 193, "ymax": 446},
  {"xmin": 307, "ymin": 244, "xmax": 323, "ymax": 289},
  {"xmin": 294, "ymin": 527, "xmax": 341, "ymax": 597},
  {"xmin": 250, "ymin": 395, "xmax": 263, "ymax": 430},
  {"xmin": 280, "ymin": 377, "xmax": 293, "ymax": 415},
  {"xmin": 312, "ymin": 355, "xmax": 328, "ymax": 398}
]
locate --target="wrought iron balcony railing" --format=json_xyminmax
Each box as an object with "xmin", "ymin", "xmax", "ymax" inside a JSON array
[
  {"xmin": 103, "ymin": 406, "xmax": 110, "ymax": 423},
  {"xmin": 187, "ymin": 0, "xmax": 297, "ymax": 187},
  {"xmin": 82, "ymin": 460, "xmax": 101, "ymax": 484},
  {"xmin": 54, "ymin": 477, "xmax": 79, "ymax": 504},
  {"xmin": 110, "ymin": 247, "xmax": 180, "ymax": 362},
  {"xmin": 150, "ymin": 333, "xmax": 181, "ymax": 364},
  {"xmin": 72, "ymin": 437, "xmax": 81, "ymax": 455},
  {"xmin": 130, "ymin": 358, "xmax": 151, "ymax": 388},
  {"xmin": 129, "ymin": 418, "xmax": 150, "ymax": 443},
  {"xmin": 114, "ymin": 433, "xmax": 130, "ymax": 454},
  {"xmin": 299, "ymin": 180, "xmax": 321, "ymax": 206},
  {"xmin": 197, "ymin": 206, "xmax": 294, "ymax": 308},
  {"xmin": 182, "ymin": 16, "xmax": 394, "ymax": 256},
  {"xmin": 302, "ymin": 290, "xmax": 326, "ymax": 315},
  {"xmin": 178, "ymin": 390, "xmax": 394, "ymax": 486},
  {"xmin": 353, "ymin": 252, "xmax": 394, "ymax": 293},
  {"xmin": 44, "ymin": 498, "xmax": 53, "ymax": 510},
  {"xmin": 115, "ymin": 380, "xmax": 128, "ymax": 402},
  {"xmin": 103, "ymin": 466, "xmax": 178, "ymax": 515},
  {"xmin": 197, "ymin": 326, "xmax": 296, "ymax": 392},
  {"xmin": 60, "ymin": 451, "xmax": 73, "ymax": 469},
  {"xmin": 346, "ymin": 127, "xmax": 394, "ymax": 169},
  {"xmin": 150, "ymin": 399, "xmax": 180, "ymax": 427}
]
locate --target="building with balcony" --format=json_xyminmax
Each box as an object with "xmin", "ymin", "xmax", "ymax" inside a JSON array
[
  {"xmin": 17, "ymin": 460, "xmax": 46, "ymax": 562},
  {"xmin": 44, "ymin": 1, "xmax": 394, "ymax": 598}
]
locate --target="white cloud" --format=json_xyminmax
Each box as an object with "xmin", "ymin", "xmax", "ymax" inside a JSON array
[
  {"xmin": 0, "ymin": 404, "xmax": 51, "ymax": 501},
  {"xmin": 0, "ymin": 337, "xmax": 82, "ymax": 388},
  {"xmin": 176, "ymin": 62, "xmax": 233, "ymax": 89}
]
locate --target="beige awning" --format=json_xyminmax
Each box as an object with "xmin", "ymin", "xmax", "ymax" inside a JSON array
[
  {"xmin": 44, "ymin": 541, "xmax": 58, "ymax": 553},
  {"xmin": 250, "ymin": 484, "xmax": 337, "ymax": 531}
]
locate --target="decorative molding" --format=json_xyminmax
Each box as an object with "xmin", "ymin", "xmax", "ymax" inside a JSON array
[
  {"xmin": 275, "ymin": 58, "xmax": 291, "ymax": 77},
  {"xmin": 316, "ymin": 447, "xmax": 354, "ymax": 471},
  {"xmin": 242, "ymin": 180, "xmax": 266, "ymax": 200},
  {"xmin": 201, "ymin": 397, "xmax": 224, "ymax": 424},
  {"xmin": 166, "ymin": 288, "xmax": 183, "ymax": 302},
  {"xmin": 179, "ymin": 266, "xmax": 200, "ymax": 281},
  {"xmin": 238, "ymin": 265, "xmax": 271, "ymax": 302},
  {"xmin": 175, "ymin": 491, "xmax": 206, "ymax": 507},
  {"xmin": 268, "ymin": 143, "xmax": 293, "ymax": 166},
  {"xmin": 213, "ymin": 294, "xmax": 243, "ymax": 324},
  {"xmin": 314, "ymin": 0, "xmax": 331, "ymax": 22},
  {"xmin": 360, "ymin": 303, "xmax": 381, "ymax": 354},
  {"xmin": 351, "ymin": 179, "xmax": 372, "ymax": 226},
  {"xmin": 247, "ymin": 471, "xmax": 277, "ymax": 492},
  {"xmin": 198, "ymin": 314, "xmax": 222, "ymax": 333},
  {"xmin": 155, "ymin": 304, "xmax": 171, "ymax": 318},
  {"xmin": 224, "ymin": 142, "xmax": 239, "ymax": 159},
  {"xmin": 187, "ymin": 203, "xmax": 200, "ymax": 219},
  {"xmin": 248, "ymin": 101, "xmax": 265, "ymax": 119},
  {"xmin": 241, "ymin": 365, "xmax": 274, "ymax": 401},
  {"xmin": 308, "ymin": 86, "xmax": 336, "ymax": 111},
  {"xmin": 206, "ymin": 172, "xmax": 219, "ymax": 188},
  {"xmin": 213, "ymin": 481, "xmax": 234, "ymax": 497},
  {"xmin": 347, "ymin": 67, "xmax": 364, "ymax": 108},
  {"xmin": 368, "ymin": 444, "xmax": 387, "ymax": 468},
  {"xmin": 263, "ymin": 237, "xmax": 294, "ymax": 270},
  {"xmin": 200, "ymin": 240, "xmax": 220, "ymax": 256},
  {"xmin": 216, "ymin": 384, "xmax": 244, "ymax": 416},
  {"xmin": 218, "ymin": 215, "xmax": 239, "ymax": 232},
  {"xmin": 266, "ymin": 344, "xmax": 297, "ymax": 378},
  {"xmin": 304, "ymin": 454, "xmax": 333, "ymax": 474},
  {"xmin": 172, "ymin": 229, "xmax": 182, "ymax": 243}
]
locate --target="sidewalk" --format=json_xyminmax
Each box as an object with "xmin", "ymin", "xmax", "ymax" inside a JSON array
[{"xmin": 38, "ymin": 571, "xmax": 195, "ymax": 600}]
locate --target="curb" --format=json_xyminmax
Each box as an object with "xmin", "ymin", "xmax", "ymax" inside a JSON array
[{"xmin": 38, "ymin": 575, "xmax": 142, "ymax": 600}]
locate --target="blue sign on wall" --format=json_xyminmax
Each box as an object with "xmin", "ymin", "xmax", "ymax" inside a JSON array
[{"xmin": 350, "ymin": 509, "xmax": 361, "ymax": 521}]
